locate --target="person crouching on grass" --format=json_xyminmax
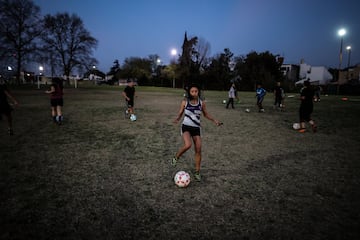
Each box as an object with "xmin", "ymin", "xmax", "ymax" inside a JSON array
[
  {"xmin": 45, "ymin": 78, "xmax": 64, "ymax": 125},
  {"xmin": 298, "ymin": 79, "xmax": 317, "ymax": 133},
  {"xmin": 172, "ymin": 84, "xmax": 222, "ymax": 181}
]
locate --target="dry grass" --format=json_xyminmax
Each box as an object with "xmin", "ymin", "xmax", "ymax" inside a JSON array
[{"xmin": 1, "ymin": 85, "xmax": 359, "ymax": 239}]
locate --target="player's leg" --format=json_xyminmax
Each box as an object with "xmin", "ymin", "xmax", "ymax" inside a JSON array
[
  {"xmin": 192, "ymin": 135, "xmax": 202, "ymax": 181},
  {"xmin": 56, "ymin": 105, "xmax": 63, "ymax": 123},
  {"xmin": 171, "ymin": 131, "xmax": 192, "ymax": 166},
  {"xmin": 299, "ymin": 107, "xmax": 307, "ymax": 132},
  {"xmin": 4, "ymin": 112, "xmax": 14, "ymax": 135},
  {"xmin": 51, "ymin": 106, "xmax": 57, "ymax": 123},
  {"xmin": 177, "ymin": 131, "xmax": 192, "ymax": 158},
  {"xmin": 128, "ymin": 99, "xmax": 134, "ymax": 115}
]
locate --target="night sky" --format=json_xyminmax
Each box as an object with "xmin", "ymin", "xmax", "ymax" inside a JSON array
[{"xmin": 34, "ymin": 0, "xmax": 360, "ymax": 73}]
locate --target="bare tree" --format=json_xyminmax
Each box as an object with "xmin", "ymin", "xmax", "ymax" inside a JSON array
[
  {"xmin": 0, "ymin": 0, "xmax": 43, "ymax": 84},
  {"xmin": 193, "ymin": 37, "xmax": 211, "ymax": 71},
  {"xmin": 179, "ymin": 32, "xmax": 211, "ymax": 87},
  {"xmin": 41, "ymin": 13, "xmax": 98, "ymax": 81}
]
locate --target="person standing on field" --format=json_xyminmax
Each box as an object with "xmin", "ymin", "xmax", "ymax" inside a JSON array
[
  {"xmin": 122, "ymin": 79, "xmax": 136, "ymax": 119},
  {"xmin": 273, "ymin": 81, "xmax": 285, "ymax": 111},
  {"xmin": 298, "ymin": 79, "xmax": 317, "ymax": 133},
  {"xmin": 0, "ymin": 80, "xmax": 18, "ymax": 135},
  {"xmin": 45, "ymin": 78, "xmax": 64, "ymax": 125},
  {"xmin": 226, "ymin": 83, "xmax": 236, "ymax": 109},
  {"xmin": 172, "ymin": 83, "xmax": 222, "ymax": 181},
  {"xmin": 255, "ymin": 83, "xmax": 266, "ymax": 112}
]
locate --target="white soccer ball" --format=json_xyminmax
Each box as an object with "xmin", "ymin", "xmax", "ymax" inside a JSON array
[
  {"xmin": 245, "ymin": 108, "xmax": 250, "ymax": 113},
  {"xmin": 130, "ymin": 114, "xmax": 137, "ymax": 121},
  {"xmin": 174, "ymin": 171, "xmax": 191, "ymax": 188},
  {"xmin": 222, "ymin": 100, "xmax": 226, "ymax": 104},
  {"xmin": 293, "ymin": 123, "xmax": 300, "ymax": 130}
]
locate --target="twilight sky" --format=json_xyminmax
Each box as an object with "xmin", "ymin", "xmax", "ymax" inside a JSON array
[{"xmin": 33, "ymin": 0, "xmax": 360, "ymax": 73}]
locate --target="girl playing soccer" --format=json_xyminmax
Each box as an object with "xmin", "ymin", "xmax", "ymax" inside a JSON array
[
  {"xmin": 45, "ymin": 78, "xmax": 64, "ymax": 125},
  {"xmin": 172, "ymin": 84, "xmax": 222, "ymax": 181}
]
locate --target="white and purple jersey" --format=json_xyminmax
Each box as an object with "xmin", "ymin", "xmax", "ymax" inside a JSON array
[{"xmin": 182, "ymin": 99, "xmax": 202, "ymax": 128}]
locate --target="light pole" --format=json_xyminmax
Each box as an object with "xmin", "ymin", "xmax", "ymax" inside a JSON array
[
  {"xmin": 7, "ymin": 66, "xmax": 12, "ymax": 82},
  {"xmin": 337, "ymin": 28, "xmax": 346, "ymax": 93},
  {"xmin": 92, "ymin": 65, "xmax": 96, "ymax": 84},
  {"xmin": 346, "ymin": 45, "xmax": 351, "ymax": 68},
  {"xmin": 171, "ymin": 48, "xmax": 177, "ymax": 88},
  {"xmin": 38, "ymin": 65, "xmax": 44, "ymax": 89}
]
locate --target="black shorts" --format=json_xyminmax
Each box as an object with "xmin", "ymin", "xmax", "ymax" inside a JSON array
[
  {"xmin": 182, "ymin": 124, "xmax": 201, "ymax": 136},
  {"xmin": 299, "ymin": 105, "xmax": 313, "ymax": 122},
  {"xmin": 51, "ymin": 98, "xmax": 63, "ymax": 107},
  {"xmin": 127, "ymin": 99, "xmax": 134, "ymax": 108}
]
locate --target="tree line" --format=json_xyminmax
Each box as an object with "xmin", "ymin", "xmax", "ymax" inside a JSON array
[{"xmin": 0, "ymin": 0, "xmax": 287, "ymax": 91}]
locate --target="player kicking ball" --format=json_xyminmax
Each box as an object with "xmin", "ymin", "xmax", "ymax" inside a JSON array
[
  {"xmin": 122, "ymin": 79, "xmax": 136, "ymax": 121},
  {"xmin": 172, "ymin": 83, "xmax": 222, "ymax": 181}
]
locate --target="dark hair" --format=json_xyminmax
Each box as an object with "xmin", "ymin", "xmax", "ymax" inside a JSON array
[
  {"xmin": 52, "ymin": 77, "xmax": 63, "ymax": 89},
  {"xmin": 304, "ymin": 80, "xmax": 310, "ymax": 87},
  {"xmin": 186, "ymin": 83, "xmax": 201, "ymax": 100}
]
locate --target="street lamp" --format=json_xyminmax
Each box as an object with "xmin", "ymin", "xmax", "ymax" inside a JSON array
[
  {"xmin": 6, "ymin": 66, "xmax": 13, "ymax": 82},
  {"xmin": 346, "ymin": 45, "xmax": 351, "ymax": 68},
  {"xmin": 338, "ymin": 28, "xmax": 346, "ymax": 70},
  {"xmin": 171, "ymin": 48, "xmax": 177, "ymax": 88},
  {"xmin": 92, "ymin": 65, "xmax": 96, "ymax": 83},
  {"xmin": 337, "ymin": 28, "xmax": 346, "ymax": 93},
  {"xmin": 38, "ymin": 65, "xmax": 44, "ymax": 89}
]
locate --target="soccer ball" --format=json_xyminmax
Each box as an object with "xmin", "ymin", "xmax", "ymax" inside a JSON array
[
  {"xmin": 293, "ymin": 123, "xmax": 300, "ymax": 130},
  {"xmin": 222, "ymin": 100, "xmax": 226, "ymax": 104},
  {"xmin": 130, "ymin": 114, "xmax": 137, "ymax": 121},
  {"xmin": 174, "ymin": 171, "xmax": 191, "ymax": 188},
  {"xmin": 245, "ymin": 108, "xmax": 250, "ymax": 113}
]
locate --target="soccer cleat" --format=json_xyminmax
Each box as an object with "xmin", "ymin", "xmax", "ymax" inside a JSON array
[
  {"xmin": 194, "ymin": 171, "xmax": 201, "ymax": 181},
  {"xmin": 298, "ymin": 128, "xmax": 306, "ymax": 133},
  {"xmin": 171, "ymin": 156, "xmax": 178, "ymax": 166}
]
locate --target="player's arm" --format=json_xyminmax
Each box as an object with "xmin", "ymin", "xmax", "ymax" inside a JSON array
[
  {"xmin": 4, "ymin": 90, "xmax": 18, "ymax": 105},
  {"xmin": 202, "ymin": 101, "xmax": 222, "ymax": 126},
  {"xmin": 173, "ymin": 100, "xmax": 186, "ymax": 124},
  {"xmin": 122, "ymin": 91, "xmax": 129, "ymax": 101},
  {"xmin": 45, "ymin": 85, "xmax": 55, "ymax": 94}
]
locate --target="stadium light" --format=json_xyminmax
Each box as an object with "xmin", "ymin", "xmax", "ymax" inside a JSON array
[{"xmin": 346, "ymin": 46, "xmax": 351, "ymax": 68}]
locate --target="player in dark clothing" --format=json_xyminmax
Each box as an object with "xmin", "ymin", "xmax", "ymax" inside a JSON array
[
  {"xmin": 0, "ymin": 82, "xmax": 18, "ymax": 135},
  {"xmin": 45, "ymin": 78, "xmax": 64, "ymax": 125},
  {"xmin": 122, "ymin": 79, "xmax": 136, "ymax": 119},
  {"xmin": 273, "ymin": 81, "xmax": 285, "ymax": 111},
  {"xmin": 298, "ymin": 80, "xmax": 317, "ymax": 133}
]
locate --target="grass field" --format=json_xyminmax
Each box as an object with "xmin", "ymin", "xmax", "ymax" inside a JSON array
[{"xmin": 1, "ymin": 85, "xmax": 360, "ymax": 239}]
